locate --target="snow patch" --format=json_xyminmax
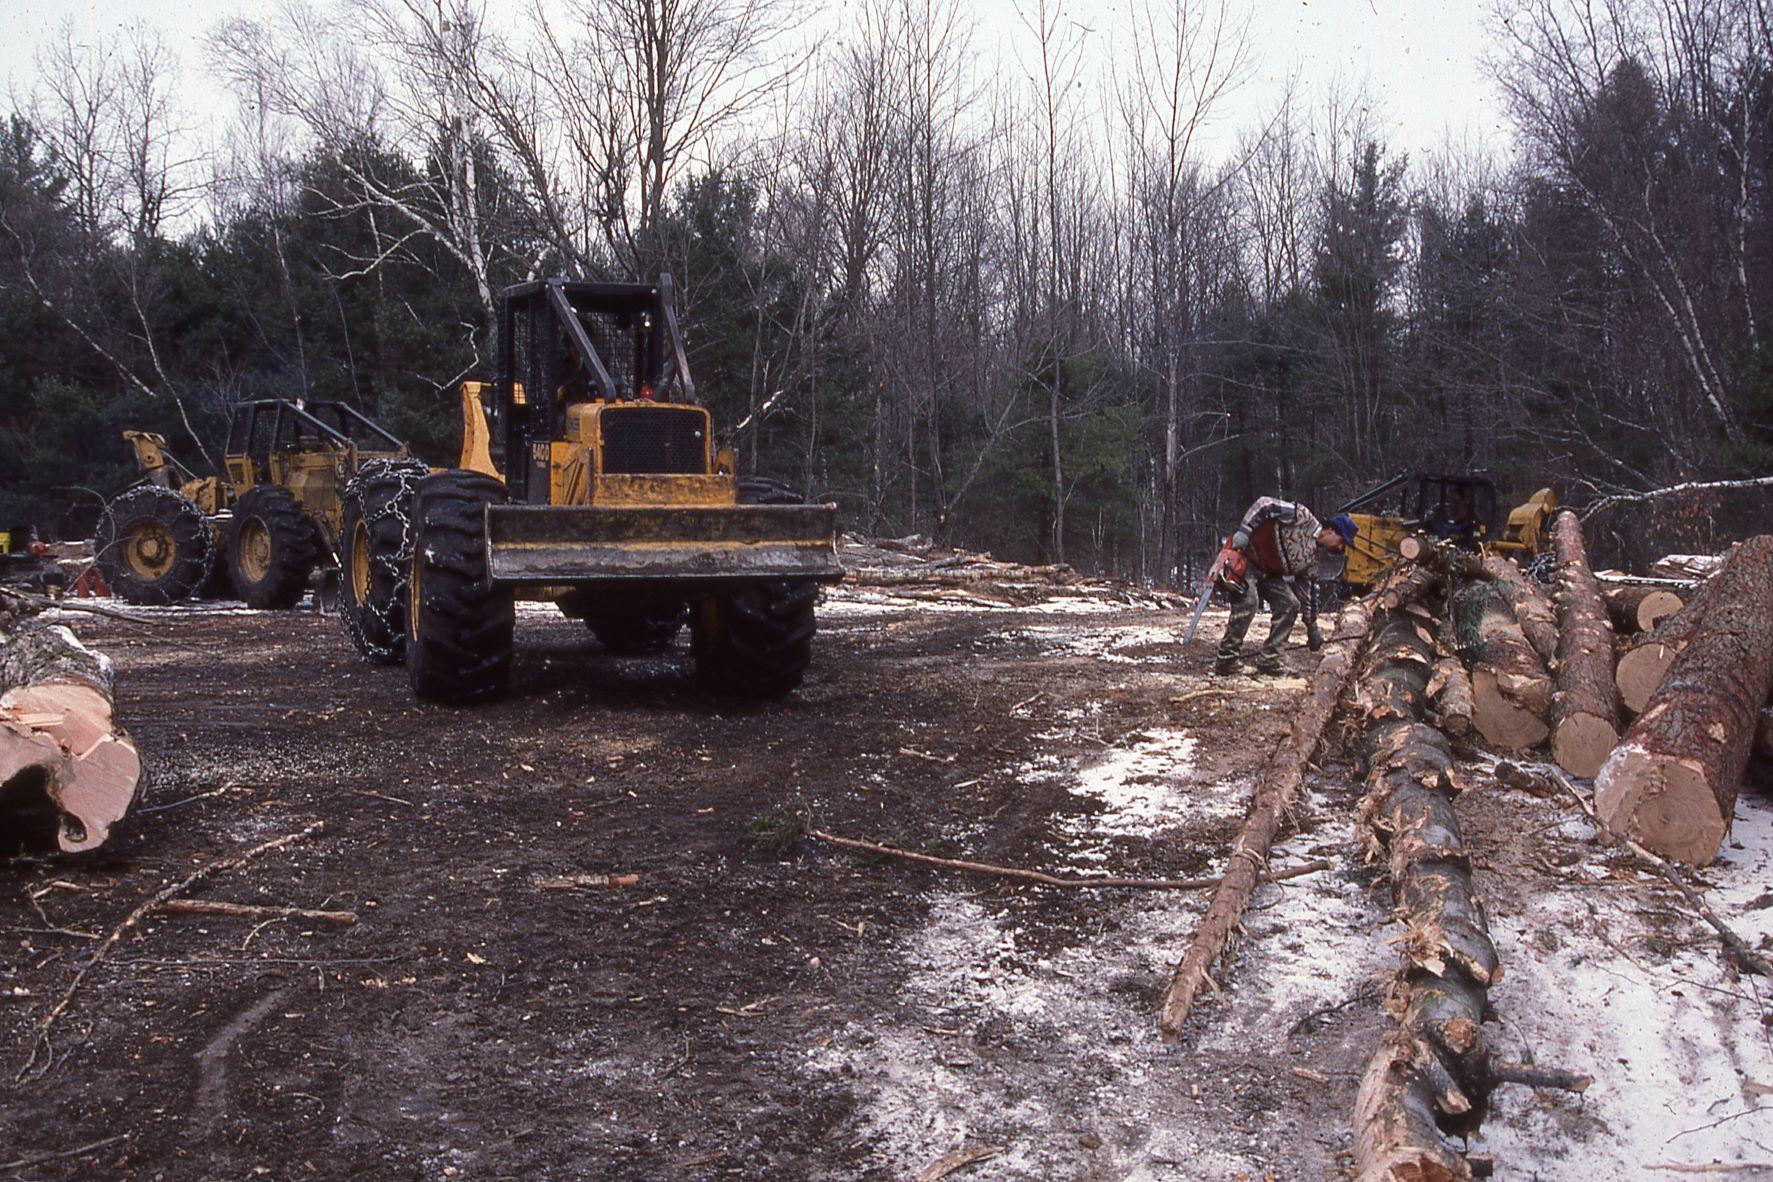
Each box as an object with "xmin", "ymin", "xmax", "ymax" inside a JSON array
[
  {"xmin": 809, "ymin": 721, "xmax": 1381, "ymax": 1177},
  {"xmin": 1064, "ymin": 729, "xmax": 1198, "ymax": 838},
  {"xmin": 1478, "ymin": 789, "xmax": 1773, "ymax": 1175}
]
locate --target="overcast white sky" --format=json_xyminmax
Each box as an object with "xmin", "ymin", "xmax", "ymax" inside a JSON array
[{"xmin": 0, "ymin": 0, "xmax": 1513, "ymax": 172}]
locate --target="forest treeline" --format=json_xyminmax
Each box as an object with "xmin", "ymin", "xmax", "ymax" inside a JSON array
[{"xmin": 0, "ymin": 0, "xmax": 1768, "ymax": 580}]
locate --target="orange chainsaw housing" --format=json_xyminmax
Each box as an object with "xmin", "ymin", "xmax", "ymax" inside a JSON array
[{"xmin": 1214, "ymin": 542, "xmax": 1248, "ymax": 591}]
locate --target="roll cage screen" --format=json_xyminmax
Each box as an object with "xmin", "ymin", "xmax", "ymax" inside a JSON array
[{"xmin": 492, "ymin": 275, "xmax": 700, "ymax": 502}]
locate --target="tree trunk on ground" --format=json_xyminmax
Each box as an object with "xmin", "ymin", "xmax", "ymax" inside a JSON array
[
  {"xmin": 1615, "ymin": 562, "xmax": 1726, "ymax": 714},
  {"xmin": 1453, "ymin": 582, "xmax": 1553, "ymax": 751},
  {"xmin": 1549, "ymin": 513, "xmax": 1622, "ymax": 778},
  {"xmin": 1157, "ymin": 563, "xmax": 1442, "ymax": 1036},
  {"xmin": 1595, "ymin": 535, "xmax": 1773, "ymax": 865},
  {"xmin": 1352, "ymin": 614, "xmax": 1496, "ymax": 1182},
  {"xmin": 1603, "ymin": 585, "xmax": 1685, "ymax": 634},
  {"xmin": 1, "ymin": 619, "xmax": 141, "ymax": 851},
  {"xmin": 1479, "ymin": 556, "xmax": 1559, "ymax": 668}
]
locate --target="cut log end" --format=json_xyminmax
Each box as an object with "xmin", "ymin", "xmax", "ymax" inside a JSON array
[
  {"xmin": 1603, "ymin": 585, "xmax": 1685, "ymax": 633},
  {"xmin": 1552, "ymin": 712, "xmax": 1622, "ymax": 780},
  {"xmin": 1595, "ymin": 743, "xmax": 1732, "ymax": 866},
  {"xmin": 1, "ymin": 683, "xmax": 141, "ymax": 852}
]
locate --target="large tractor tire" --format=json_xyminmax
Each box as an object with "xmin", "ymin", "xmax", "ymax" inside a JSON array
[
  {"xmin": 589, "ymin": 603, "xmax": 689, "ymax": 655},
  {"xmin": 339, "ymin": 458, "xmax": 430, "ymax": 664},
  {"xmin": 227, "ymin": 485, "xmax": 321, "ymax": 609},
  {"xmin": 91, "ymin": 485, "xmax": 215, "ymax": 605},
  {"xmin": 691, "ymin": 580, "xmax": 818, "ymax": 698},
  {"xmin": 406, "ymin": 471, "xmax": 514, "ymax": 704}
]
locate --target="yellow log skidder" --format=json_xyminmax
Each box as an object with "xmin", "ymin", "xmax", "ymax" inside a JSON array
[
  {"xmin": 336, "ymin": 276, "xmax": 843, "ymax": 703},
  {"xmin": 1337, "ymin": 473, "xmax": 1558, "ymax": 589},
  {"xmin": 94, "ymin": 402, "xmax": 413, "ymax": 607}
]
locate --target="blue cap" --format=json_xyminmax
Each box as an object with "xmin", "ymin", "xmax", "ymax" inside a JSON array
[{"xmin": 1326, "ymin": 513, "xmax": 1358, "ymax": 543}]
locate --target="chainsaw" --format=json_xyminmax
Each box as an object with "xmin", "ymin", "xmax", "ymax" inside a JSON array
[{"xmin": 1180, "ymin": 541, "xmax": 1247, "ymax": 647}]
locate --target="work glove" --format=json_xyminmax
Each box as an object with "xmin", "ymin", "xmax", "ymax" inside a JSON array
[{"xmin": 1307, "ymin": 625, "xmax": 1324, "ymax": 652}]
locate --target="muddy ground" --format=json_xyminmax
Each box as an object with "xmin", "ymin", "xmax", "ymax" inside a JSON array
[{"xmin": 2, "ymin": 587, "xmax": 1770, "ymax": 1179}]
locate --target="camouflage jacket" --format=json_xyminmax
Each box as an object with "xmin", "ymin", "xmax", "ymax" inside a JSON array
[{"xmin": 1233, "ymin": 497, "xmax": 1323, "ymax": 577}]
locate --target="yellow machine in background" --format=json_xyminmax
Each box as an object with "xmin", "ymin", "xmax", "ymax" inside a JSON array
[
  {"xmin": 95, "ymin": 401, "xmax": 412, "ymax": 608},
  {"xmin": 1341, "ymin": 473, "xmax": 1557, "ymax": 588}
]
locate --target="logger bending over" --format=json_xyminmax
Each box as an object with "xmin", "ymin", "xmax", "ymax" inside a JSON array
[{"xmin": 1212, "ymin": 498, "xmax": 1356, "ymax": 677}]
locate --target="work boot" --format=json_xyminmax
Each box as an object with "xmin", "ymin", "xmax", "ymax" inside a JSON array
[
  {"xmin": 1211, "ymin": 656, "xmax": 1239, "ymax": 677},
  {"xmin": 1253, "ymin": 659, "xmax": 1285, "ymax": 678}
]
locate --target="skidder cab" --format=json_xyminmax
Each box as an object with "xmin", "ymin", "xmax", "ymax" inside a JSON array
[{"xmin": 338, "ymin": 276, "xmax": 842, "ymax": 702}]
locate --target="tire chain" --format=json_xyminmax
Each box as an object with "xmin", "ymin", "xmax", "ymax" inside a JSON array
[
  {"xmin": 342, "ymin": 458, "xmax": 429, "ymax": 662},
  {"xmin": 92, "ymin": 485, "xmax": 220, "ymax": 603}
]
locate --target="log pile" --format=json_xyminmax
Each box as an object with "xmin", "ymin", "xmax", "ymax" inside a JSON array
[
  {"xmin": 1602, "ymin": 584, "xmax": 1685, "ymax": 634},
  {"xmin": 839, "ymin": 534, "xmax": 1182, "ymax": 609},
  {"xmin": 1614, "ymin": 571, "xmax": 1720, "ymax": 715},
  {"xmin": 1407, "ymin": 524, "xmax": 1771, "ymax": 865},
  {"xmin": 1452, "ymin": 581, "xmax": 1553, "ymax": 751},
  {"xmin": 1, "ymin": 614, "xmax": 142, "ymax": 851}
]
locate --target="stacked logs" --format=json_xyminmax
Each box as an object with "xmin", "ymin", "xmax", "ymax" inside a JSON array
[
  {"xmin": 1596, "ymin": 536, "xmax": 1773, "ymax": 865},
  {"xmin": 1407, "ymin": 525, "xmax": 1772, "ymax": 865}
]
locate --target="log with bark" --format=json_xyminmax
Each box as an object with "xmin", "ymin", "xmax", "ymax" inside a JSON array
[
  {"xmin": 1353, "ymin": 615, "xmax": 1493, "ymax": 1180},
  {"xmin": 1157, "ymin": 563, "xmax": 1442, "ymax": 1036},
  {"xmin": 1428, "ymin": 655, "xmax": 1475, "ymax": 751},
  {"xmin": 1479, "ymin": 557, "xmax": 1560, "ymax": 668},
  {"xmin": 1, "ymin": 619, "xmax": 141, "ymax": 852},
  {"xmin": 1452, "ymin": 582, "xmax": 1554, "ymax": 751},
  {"xmin": 1595, "ymin": 535, "xmax": 1773, "ymax": 865},
  {"xmin": 1391, "ymin": 544, "xmax": 1558, "ymax": 669},
  {"xmin": 1351, "ymin": 613, "xmax": 1590, "ymax": 1180},
  {"xmin": 1603, "ymin": 585, "xmax": 1685, "ymax": 634},
  {"xmin": 1549, "ymin": 513, "xmax": 1622, "ymax": 778}
]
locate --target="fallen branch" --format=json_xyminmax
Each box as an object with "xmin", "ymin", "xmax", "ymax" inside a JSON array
[
  {"xmin": 533, "ymin": 873, "xmax": 641, "ymax": 889},
  {"xmin": 1646, "ymin": 1165, "xmax": 1773, "ymax": 1174},
  {"xmin": 0, "ymin": 1133, "xmax": 130, "ymax": 1172},
  {"xmin": 1545, "ymin": 765, "xmax": 1770, "ymax": 978},
  {"xmin": 1581, "ymin": 474, "xmax": 1773, "ymax": 521},
  {"xmin": 160, "ymin": 899, "xmax": 357, "ymax": 925},
  {"xmin": 913, "ymin": 1144, "xmax": 1004, "ymax": 1182},
  {"xmin": 20, "ymin": 820, "xmax": 326, "ymax": 1077},
  {"xmin": 0, "ymin": 586, "xmax": 159, "ymax": 626},
  {"xmin": 808, "ymin": 827, "xmax": 1330, "ymax": 892},
  {"xmin": 1158, "ymin": 563, "xmax": 1441, "ymax": 1037}
]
